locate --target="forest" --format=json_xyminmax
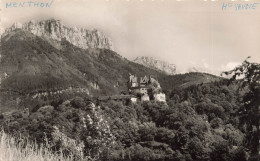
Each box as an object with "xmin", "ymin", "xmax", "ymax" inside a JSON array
[{"xmin": 0, "ymin": 59, "xmax": 259, "ymax": 161}]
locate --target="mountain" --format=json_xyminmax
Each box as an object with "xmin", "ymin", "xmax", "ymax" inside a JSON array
[
  {"xmin": 0, "ymin": 27, "xmax": 165, "ymax": 96},
  {"xmin": 1, "ymin": 19, "xmax": 113, "ymax": 50},
  {"xmin": 0, "ymin": 19, "xmax": 223, "ymax": 112},
  {"xmin": 133, "ymin": 56, "xmax": 176, "ymax": 75}
]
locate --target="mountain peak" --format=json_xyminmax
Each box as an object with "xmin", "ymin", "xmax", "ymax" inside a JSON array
[
  {"xmin": 133, "ymin": 56, "xmax": 176, "ymax": 75},
  {"xmin": 1, "ymin": 19, "xmax": 114, "ymax": 50}
]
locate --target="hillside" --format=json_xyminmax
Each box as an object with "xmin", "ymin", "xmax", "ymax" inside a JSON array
[
  {"xmin": 160, "ymin": 72, "xmax": 223, "ymax": 90},
  {"xmin": 0, "ymin": 36, "xmax": 223, "ymax": 113},
  {"xmin": 0, "ymin": 28, "xmax": 169, "ymax": 112},
  {"xmin": 0, "ymin": 27, "xmax": 222, "ymax": 112},
  {"xmin": 0, "ymin": 29, "xmax": 164, "ymax": 95}
]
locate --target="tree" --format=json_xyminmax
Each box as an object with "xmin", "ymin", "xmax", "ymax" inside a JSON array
[{"xmin": 222, "ymin": 57, "xmax": 260, "ymax": 155}]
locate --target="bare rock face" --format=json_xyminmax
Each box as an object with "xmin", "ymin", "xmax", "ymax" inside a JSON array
[
  {"xmin": 133, "ymin": 56, "xmax": 176, "ymax": 75},
  {"xmin": 1, "ymin": 19, "xmax": 114, "ymax": 50}
]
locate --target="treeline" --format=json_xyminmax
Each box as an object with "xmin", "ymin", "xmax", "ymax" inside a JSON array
[{"xmin": 0, "ymin": 79, "xmax": 250, "ymax": 161}]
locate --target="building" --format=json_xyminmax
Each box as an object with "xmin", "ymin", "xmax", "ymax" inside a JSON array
[
  {"xmin": 140, "ymin": 75, "xmax": 151, "ymax": 86},
  {"xmin": 127, "ymin": 74, "xmax": 166, "ymax": 102},
  {"xmin": 140, "ymin": 87, "xmax": 148, "ymax": 95},
  {"xmin": 130, "ymin": 97, "xmax": 138, "ymax": 103},
  {"xmin": 154, "ymin": 93, "xmax": 166, "ymax": 102},
  {"xmin": 129, "ymin": 74, "xmax": 138, "ymax": 87},
  {"xmin": 141, "ymin": 94, "xmax": 150, "ymax": 102},
  {"xmin": 128, "ymin": 74, "xmax": 152, "ymax": 95}
]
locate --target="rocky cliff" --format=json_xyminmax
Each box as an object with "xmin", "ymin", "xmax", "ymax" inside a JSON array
[
  {"xmin": 133, "ymin": 56, "xmax": 176, "ymax": 75},
  {"xmin": 1, "ymin": 19, "xmax": 113, "ymax": 50}
]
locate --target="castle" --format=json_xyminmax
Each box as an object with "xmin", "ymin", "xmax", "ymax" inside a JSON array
[
  {"xmin": 127, "ymin": 74, "xmax": 166, "ymax": 103},
  {"xmin": 97, "ymin": 74, "xmax": 166, "ymax": 104}
]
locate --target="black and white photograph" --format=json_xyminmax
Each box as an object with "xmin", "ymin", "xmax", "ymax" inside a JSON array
[{"xmin": 0, "ymin": 0, "xmax": 260, "ymax": 160}]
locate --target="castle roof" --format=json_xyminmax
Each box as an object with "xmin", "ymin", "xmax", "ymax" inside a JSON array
[
  {"xmin": 129, "ymin": 75, "xmax": 138, "ymax": 83},
  {"xmin": 140, "ymin": 75, "xmax": 150, "ymax": 84}
]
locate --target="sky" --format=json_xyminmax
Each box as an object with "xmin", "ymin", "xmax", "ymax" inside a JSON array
[{"xmin": 0, "ymin": 0, "xmax": 260, "ymax": 75}]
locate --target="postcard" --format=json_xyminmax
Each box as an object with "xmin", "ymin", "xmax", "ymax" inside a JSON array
[{"xmin": 0, "ymin": 0, "xmax": 259, "ymax": 161}]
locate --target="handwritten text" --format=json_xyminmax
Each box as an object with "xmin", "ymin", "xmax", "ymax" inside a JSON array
[
  {"xmin": 222, "ymin": 2, "xmax": 259, "ymax": 11},
  {"xmin": 5, "ymin": 0, "xmax": 54, "ymax": 8}
]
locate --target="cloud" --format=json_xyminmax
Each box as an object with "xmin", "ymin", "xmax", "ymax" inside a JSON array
[
  {"xmin": 181, "ymin": 60, "xmax": 242, "ymax": 76},
  {"xmin": 221, "ymin": 62, "xmax": 241, "ymax": 72}
]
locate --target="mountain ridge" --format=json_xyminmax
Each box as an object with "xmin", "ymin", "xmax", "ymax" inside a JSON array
[
  {"xmin": 133, "ymin": 56, "xmax": 176, "ymax": 75},
  {"xmin": 1, "ymin": 19, "xmax": 114, "ymax": 50}
]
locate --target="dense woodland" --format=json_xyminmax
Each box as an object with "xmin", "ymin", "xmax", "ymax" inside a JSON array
[{"xmin": 1, "ymin": 67, "xmax": 259, "ymax": 161}]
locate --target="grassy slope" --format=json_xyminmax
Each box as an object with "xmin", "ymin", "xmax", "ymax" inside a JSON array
[{"xmin": 0, "ymin": 131, "xmax": 72, "ymax": 161}]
